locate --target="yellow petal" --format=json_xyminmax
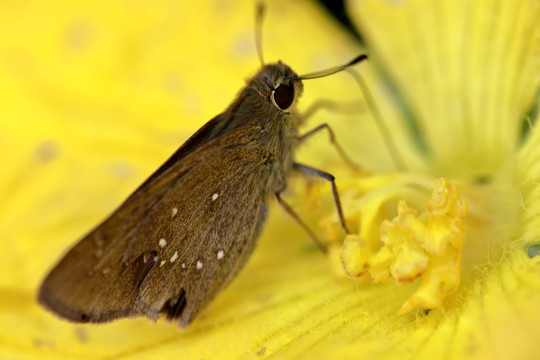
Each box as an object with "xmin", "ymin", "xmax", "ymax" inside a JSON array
[{"xmin": 347, "ymin": 0, "xmax": 540, "ymax": 177}]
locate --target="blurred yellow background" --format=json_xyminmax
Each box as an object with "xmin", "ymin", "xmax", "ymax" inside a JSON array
[{"xmin": 0, "ymin": 1, "xmax": 366, "ymax": 358}]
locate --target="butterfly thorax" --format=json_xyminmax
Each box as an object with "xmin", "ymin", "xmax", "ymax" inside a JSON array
[{"xmin": 242, "ymin": 61, "xmax": 304, "ymax": 191}]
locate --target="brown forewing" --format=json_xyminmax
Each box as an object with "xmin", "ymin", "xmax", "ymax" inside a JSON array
[{"xmin": 39, "ymin": 125, "xmax": 273, "ymax": 327}]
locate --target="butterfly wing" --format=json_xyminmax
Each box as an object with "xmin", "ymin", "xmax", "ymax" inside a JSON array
[
  {"xmin": 134, "ymin": 90, "xmax": 255, "ymax": 193},
  {"xmin": 39, "ymin": 125, "xmax": 274, "ymax": 327}
]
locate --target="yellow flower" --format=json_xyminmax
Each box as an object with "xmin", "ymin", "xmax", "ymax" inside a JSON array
[{"xmin": 0, "ymin": 1, "xmax": 539, "ymax": 360}]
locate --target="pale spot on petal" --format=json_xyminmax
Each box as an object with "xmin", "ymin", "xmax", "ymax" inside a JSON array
[
  {"xmin": 109, "ymin": 162, "xmax": 133, "ymax": 179},
  {"xmin": 35, "ymin": 141, "xmax": 58, "ymax": 162}
]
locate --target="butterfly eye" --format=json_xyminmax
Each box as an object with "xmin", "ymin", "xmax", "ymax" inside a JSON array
[{"xmin": 271, "ymin": 83, "xmax": 294, "ymax": 110}]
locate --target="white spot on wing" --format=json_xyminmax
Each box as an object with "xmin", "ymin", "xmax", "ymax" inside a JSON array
[
  {"xmin": 217, "ymin": 250, "xmax": 224, "ymax": 260},
  {"xmin": 158, "ymin": 238, "xmax": 167, "ymax": 248},
  {"xmin": 212, "ymin": 193, "xmax": 219, "ymax": 201},
  {"xmin": 171, "ymin": 207, "xmax": 178, "ymax": 217},
  {"xmin": 196, "ymin": 260, "xmax": 203, "ymax": 270},
  {"xmin": 170, "ymin": 251, "xmax": 178, "ymax": 263}
]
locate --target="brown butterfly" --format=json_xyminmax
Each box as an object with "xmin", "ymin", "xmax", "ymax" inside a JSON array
[{"xmin": 39, "ymin": 4, "xmax": 366, "ymax": 328}]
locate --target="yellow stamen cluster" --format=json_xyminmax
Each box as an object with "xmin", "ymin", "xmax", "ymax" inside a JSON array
[{"xmin": 338, "ymin": 178, "xmax": 467, "ymax": 314}]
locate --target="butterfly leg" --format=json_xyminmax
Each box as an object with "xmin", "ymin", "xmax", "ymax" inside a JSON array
[
  {"xmin": 293, "ymin": 162, "xmax": 350, "ymax": 235},
  {"xmin": 298, "ymin": 123, "xmax": 361, "ymax": 171},
  {"xmin": 301, "ymin": 98, "xmax": 363, "ymax": 123},
  {"xmin": 275, "ymin": 184, "xmax": 328, "ymax": 253},
  {"xmin": 275, "ymin": 162, "xmax": 350, "ymax": 253}
]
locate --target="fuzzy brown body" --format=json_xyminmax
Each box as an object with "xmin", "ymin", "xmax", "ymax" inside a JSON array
[{"xmin": 39, "ymin": 62, "xmax": 305, "ymax": 327}]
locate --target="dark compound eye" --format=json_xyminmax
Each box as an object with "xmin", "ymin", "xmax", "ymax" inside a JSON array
[{"xmin": 272, "ymin": 83, "xmax": 294, "ymax": 110}]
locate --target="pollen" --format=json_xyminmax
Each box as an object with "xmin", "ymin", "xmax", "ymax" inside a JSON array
[
  {"xmin": 170, "ymin": 251, "xmax": 178, "ymax": 263},
  {"xmin": 158, "ymin": 238, "xmax": 167, "ymax": 248},
  {"xmin": 217, "ymin": 250, "xmax": 224, "ymax": 260},
  {"xmin": 160, "ymin": 260, "xmax": 166, "ymax": 267},
  {"xmin": 171, "ymin": 207, "xmax": 178, "ymax": 217},
  {"xmin": 196, "ymin": 260, "xmax": 203, "ymax": 270},
  {"xmin": 212, "ymin": 193, "xmax": 219, "ymax": 201},
  {"xmin": 339, "ymin": 178, "xmax": 467, "ymax": 314}
]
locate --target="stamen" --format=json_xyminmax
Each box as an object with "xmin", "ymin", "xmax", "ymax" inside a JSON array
[{"xmin": 339, "ymin": 178, "xmax": 467, "ymax": 314}]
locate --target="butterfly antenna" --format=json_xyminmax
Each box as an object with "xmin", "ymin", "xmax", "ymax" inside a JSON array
[
  {"xmin": 255, "ymin": 2, "xmax": 266, "ymax": 66},
  {"xmin": 290, "ymin": 54, "xmax": 368, "ymax": 80}
]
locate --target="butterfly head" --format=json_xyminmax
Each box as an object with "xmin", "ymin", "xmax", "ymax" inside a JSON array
[{"xmin": 251, "ymin": 61, "xmax": 304, "ymax": 112}]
